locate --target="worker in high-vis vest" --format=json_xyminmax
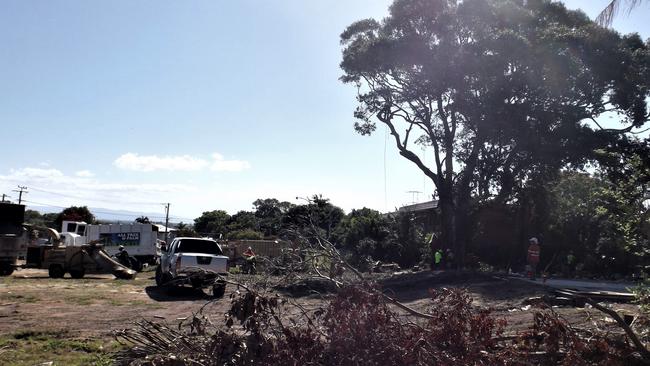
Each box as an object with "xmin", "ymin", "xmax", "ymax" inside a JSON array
[
  {"xmin": 434, "ymin": 249, "xmax": 443, "ymax": 270},
  {"xmin": 527, "ymin": 237, "xmax": 541, "ymax": 279}
]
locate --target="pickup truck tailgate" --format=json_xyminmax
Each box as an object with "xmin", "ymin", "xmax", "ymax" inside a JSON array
[{"xmin": 176, "ymin": 252, "xmax": 228, "ymax": 274}]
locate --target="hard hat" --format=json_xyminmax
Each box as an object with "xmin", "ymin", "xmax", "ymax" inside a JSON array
[{"xmin": 529, "ymin": 237, "xmax": 538, "ymax": 244}]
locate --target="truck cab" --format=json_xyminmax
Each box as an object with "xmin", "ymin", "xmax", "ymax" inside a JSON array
[{"xmin": 60, "ymin": 221, "xmax": 88, "ymax": 246}]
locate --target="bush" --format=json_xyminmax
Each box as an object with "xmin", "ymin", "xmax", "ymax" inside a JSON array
[{"xmin": 227, "ymin": 229, "xmax": 264, "ymax": 240}]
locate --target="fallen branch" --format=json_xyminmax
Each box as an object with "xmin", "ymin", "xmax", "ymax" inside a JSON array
[
  {"xmin": 575, "ymin": 295, "xmax": 650, "ymax": 360},
  {"xmin": 383, "ymin": 293, "xmax": 434, "ymax": 319}
]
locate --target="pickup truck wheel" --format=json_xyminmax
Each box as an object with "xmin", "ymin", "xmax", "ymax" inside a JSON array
[
  {"xmin": 212, "ymin": 283, "xmax": 226, "ymax": 298},
  {"xmin": 69, "ymin": 269, "xmax": 85, "ymax": 279},
  {"xmin": 48, "ymin": 264, "xmax": 65, "ymax": 279},
  {"xmin": 155, "ymin": 266, "xmax": 169, "ymax": 286}
]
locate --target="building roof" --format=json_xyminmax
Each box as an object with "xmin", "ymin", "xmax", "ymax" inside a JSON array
[
  {"xmin": 153, "ymin": 224, "xmax": 178, "ymax": 232},
  {"xmin": 398, "ymin": 200, "xmax": 439, "ymax": 213}
]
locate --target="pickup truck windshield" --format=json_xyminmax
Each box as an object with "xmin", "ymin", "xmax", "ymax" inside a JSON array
[{"xmin": 177, "ymin": 239, "xmax": 222, "ymax": 255}]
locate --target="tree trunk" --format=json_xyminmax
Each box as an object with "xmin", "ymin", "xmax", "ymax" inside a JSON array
[
  {"xmin": 438, "ymin": 190, "xmax": 456, "ymax": 259},
  {"xmin": 454, "ymin": 198, "xmax": 471, "ymax": 269}
]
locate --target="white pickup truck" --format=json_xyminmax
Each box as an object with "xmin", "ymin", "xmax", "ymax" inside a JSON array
[{"xmin": 155, "ymin": 237, "xmax": 228, "ymax": 297}]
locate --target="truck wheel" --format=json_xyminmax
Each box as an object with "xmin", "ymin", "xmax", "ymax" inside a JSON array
[
  {"xmin": 212, "ymin": 283, "xmax": 226, "ymax": 298},
  {"xmin": 0, "ymin": 264, "xmax": 14, "ymax": 277},
  {"xmin": 48, "ymin": 264, "xmax": 65, "ymax": 279},
  {"xmin": 155, "ymin": 266, "xmax": 168, "ymax": 286},
  {"xmin": 69, "ymin": 269, "xmax": 85, "ymax": 279}
]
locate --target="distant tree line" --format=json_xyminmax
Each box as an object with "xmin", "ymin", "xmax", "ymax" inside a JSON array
[
  {"xmin": 188, "ymin": 195, "xmax": 429, "ymax": 270},
  {"xmin": 21, "ymin": 178, "xmax": 649, "ymax": 276},
  {"xmin": 24, "ymin": 206, "xmax": 95, "ymax": 230}
]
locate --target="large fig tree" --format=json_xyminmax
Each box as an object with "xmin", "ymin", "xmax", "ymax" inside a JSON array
[{"xmin": 340, "ymin": 0, "xmax": 649, "ymax": 265}]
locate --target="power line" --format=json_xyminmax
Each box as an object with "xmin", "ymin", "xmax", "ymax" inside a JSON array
[{"xmin": 384, "ymin": 125, "xmax": 388, "ymax": 212}]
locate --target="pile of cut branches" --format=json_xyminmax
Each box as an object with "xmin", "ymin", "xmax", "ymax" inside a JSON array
[
  {"xmin": 114, "ymin": 226, "xmax": 648, "ymax": 365},
  {"xmin": 115, "ymin": 283, "xmax": 646, "ymax": 366}
]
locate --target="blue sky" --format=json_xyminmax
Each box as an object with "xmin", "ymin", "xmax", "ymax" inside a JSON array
[{"xmin": 0, "ymin": 1, "xmax": 648, "ymax": 221}]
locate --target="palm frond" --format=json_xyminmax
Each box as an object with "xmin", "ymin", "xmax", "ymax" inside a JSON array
[{"xmin": 596, "ymin": 0, "xmax": 644, "ymax": 27}]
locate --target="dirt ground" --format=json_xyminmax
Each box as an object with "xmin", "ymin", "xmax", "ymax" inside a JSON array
[
  {"xmin": 0, "ymin": 268, "xmax": 228, "ymax": 337},
  {"xmin": 0, "ymin": 268, "xmax": 639, "ymax": 365}
]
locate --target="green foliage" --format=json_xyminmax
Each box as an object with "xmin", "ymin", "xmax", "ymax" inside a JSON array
[
  {"xmin": 54, "ymin": 206, "xmax": 95, "ymax": 229},
  {"xmin": 389, "ymin": 211, "xmax": 427, "ymax": 268},
  {"xmin": 176, "ymin": 222, "xmax": 199, "ymax": 237},
  {"xmin": 228, "ymin": 229, "xmax": 264, "ymax": 240},
  {"xmin": 194, "ymin": 210, "xmax": 230, "ymax": 237},
  {"xmin": 547, "ymin": 169, "xmax": 649, "ymax": 276},
  {"xmin": 341, "ymin": 0, "xmax": 650, "ymax": 263},
  {"xmin": 227, "ymin": 211, "xmax": 260, "ymax": 233},
  {"xmin": 134, "ymin": 216, "xmax": 150, "ymax": 224},
  {"xmin": 333, "ymin": 208, "xmax": 426, "ymax": 268},
  {"xmin": 24, "ymin": 209, "xmax": 58, "ymax": 228},
  {"xmin": 283, "ymin": 195, "xmax": 345, "ymax": 238},
  {"xmin": 253, "ymin": 198, "xmax": 294, "ymax": 237},
  {"xmin": 334, "ymin": 208, "xmax": 391, "ymax": 261},
  {"xmin": 632, "ymin": 280, "xmax": 650, "ymax": 314}
]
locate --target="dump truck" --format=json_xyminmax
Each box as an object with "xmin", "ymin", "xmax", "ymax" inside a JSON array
[
  {"xmin": 0, "ymin": 203, "xmax": 28, "ymax": 276},
  {"xmin": 60, "ymin": 221, "xmax": 162, "ymax": 270}
]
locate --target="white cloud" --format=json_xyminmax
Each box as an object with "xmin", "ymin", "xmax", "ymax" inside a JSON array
[
  {"xmin": 0, "ymin": 167, "xmax": 194, "ymax": 211},
  {"xmin": 113, "ymin": 152, "xmax": 250, "ymax": 173},
  {"xmin": 114, "ymin": 153, "xmax": 208, "ymax": 172},
  {"xmin": 75, "ymin": 170, "xmax": 94, "ymax": 178},
  {"xmin": 210, "ymin": 153, "xmax": 251, "ymax": 172}
]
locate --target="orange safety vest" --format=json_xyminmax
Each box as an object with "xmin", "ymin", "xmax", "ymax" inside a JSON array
[{"xmin": 527, "ymin": 244, "xmax": 540, "ymax": 264}]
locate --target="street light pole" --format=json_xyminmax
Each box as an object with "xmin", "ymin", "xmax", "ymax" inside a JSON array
[{"xmin": 163, "ymin": 203, "xmax": 170, "ymax": 244}]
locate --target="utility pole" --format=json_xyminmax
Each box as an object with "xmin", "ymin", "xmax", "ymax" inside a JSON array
[
  {"xmin": 163, "ymin": 203, "xmax": 170, "ymax": 244},
  {"xmin": 1, "ymin": 194, "xmax": 10, "ymax": 203},
  {"xmin": 13, "ymin": 186, "xmax": 28, "ymax": 204}
]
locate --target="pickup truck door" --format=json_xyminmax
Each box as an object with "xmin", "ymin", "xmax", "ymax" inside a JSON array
[{"xmin": 162, "ymin": 240, "xmax": 177, "ymax": 272}]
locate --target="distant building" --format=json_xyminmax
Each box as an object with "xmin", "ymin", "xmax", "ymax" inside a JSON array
[
  {"xmin": 152, "ymin": 224, "xmax": 178, "ymax": 242},
  {"xmin": 396, "ymin": 200, "xmax": 439, "ymax": 232}
]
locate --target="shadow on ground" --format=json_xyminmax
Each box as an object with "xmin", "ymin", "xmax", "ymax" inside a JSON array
[
  {"xmin": 145, "ymin": 285, "xmax": 211, "ymax": 302},
  {"xmin": 376, "ymin": 270, "xmax": 552, "ymax": 305}
]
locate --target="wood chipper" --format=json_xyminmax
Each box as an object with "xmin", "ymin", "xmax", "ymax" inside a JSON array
[{"xmin": 26, "ymin": 241, "xmax": 136, "ymax": 280}]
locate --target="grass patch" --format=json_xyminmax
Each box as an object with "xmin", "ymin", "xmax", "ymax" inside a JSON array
[
  {"xmin": 130, "ymin": 299, "xmax": 163, "ymax": 308},
  {"xmin": 0, "ymin": 293, "xmax": 39, "ymax": 303},
  {"xmin": 67, "ymin": 293, "xmax": 96, "ymax": 306},
  {"xmin": 111, "ymin": 279, "xmax": 137, "ymax": 286},
  {"xmin": 108, "ymin": 298, "xmax": 125, "ymax": 306},
  {"xmin": 0, "ymin": 330, "xmax": 119, "ymax": 366}
]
